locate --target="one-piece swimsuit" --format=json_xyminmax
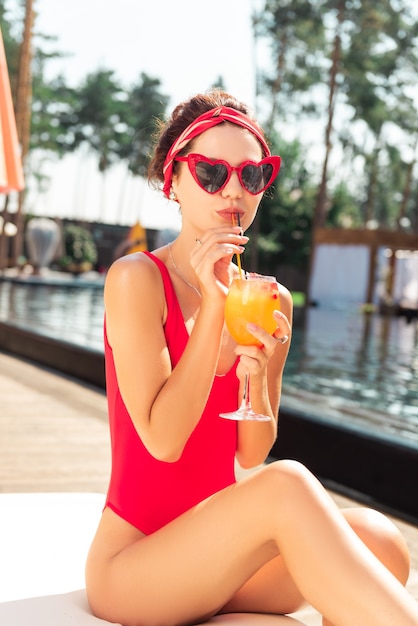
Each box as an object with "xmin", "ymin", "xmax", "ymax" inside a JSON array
[{"xmin": 104, "ymin": 251, "xmax": 239, "ymax": 535}]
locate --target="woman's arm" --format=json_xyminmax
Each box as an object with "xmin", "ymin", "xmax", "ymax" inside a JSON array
[{"xmin": 104, "ymin": 251, "xmax": 227, "ymax": 463}]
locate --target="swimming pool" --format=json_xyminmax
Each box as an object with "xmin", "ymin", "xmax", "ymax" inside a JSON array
[{"xmin": 1, "ymin": 277, "xmax": 417, "ymax": 447}]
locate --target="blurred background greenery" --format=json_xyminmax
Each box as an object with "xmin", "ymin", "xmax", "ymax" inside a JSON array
[{"xmin": 1, "ymin": 0, "xmax": 418, "ymax": 287}]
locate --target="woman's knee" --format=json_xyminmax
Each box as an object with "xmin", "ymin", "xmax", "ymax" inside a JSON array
[
  {"xmin": 343, "ymin": 507, "xmax": 411, "ymax": 584},
  {"xmin": 257, "ymin": 460, "xmax": 324, "ymax": 520},
  {"xmin": 263, "ymin": 459, "xmax": 323, "ymax": 495},
  {"xmin": 264, "ymin": 459, "xmax": 315, "ymax": 485}
]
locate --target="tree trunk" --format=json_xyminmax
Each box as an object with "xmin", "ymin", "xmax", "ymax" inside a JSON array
[
  {"xmin": 307, "ymin": 0, "xmax": 344, "ymax": 305},
  {"xmin": 397, "ymin": 151, "xmax": 416, "ymax": 229},
  {"xmin": 364, "ymin": 148, "xmax": 379, "ymax": 225},
  {"xmin": 0, "ymin": 196, "xmax": 10, "ymax": 270},
  {"xmin": 251, "ymin": 24, "xmax": 288, "ymax": 272},
  {"xmin": 313, "ymin": 3, "xmax": 343, "ymax": 230},
  {"xmin": 266, "ymin": 27, "xmax": 288, "ymax": 136},
  {"xmin": 11, "ymin": 0, "xmax": 34, "ymax": 266}
]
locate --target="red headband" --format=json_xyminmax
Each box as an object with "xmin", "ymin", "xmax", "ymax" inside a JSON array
[{"xmin": 162, "ymin": 106, "xmax": 270, "ymax": 198}]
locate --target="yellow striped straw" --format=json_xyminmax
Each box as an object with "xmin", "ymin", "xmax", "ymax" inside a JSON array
[{"xmin": 232, "ymin": 213, "xmax": 243, "ymax": 279}]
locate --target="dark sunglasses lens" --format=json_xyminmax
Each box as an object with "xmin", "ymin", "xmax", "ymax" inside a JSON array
[
  {"xmin": 242, "ymin": 163, "xmax": 274, "ymax": 194},
  {"xmin": 195, "ymin": 161, "xmax": 228, "ymax": 193}
]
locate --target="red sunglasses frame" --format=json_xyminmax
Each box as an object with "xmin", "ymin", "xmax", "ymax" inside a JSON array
[{"xmin": 175, "ymin": 153, "xmax": 281, "ymax": 195}]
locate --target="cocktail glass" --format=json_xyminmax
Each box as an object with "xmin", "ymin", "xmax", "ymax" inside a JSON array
[{"xmin": 220, "ymin": 273, "xmax": 280, "ymax": 421}]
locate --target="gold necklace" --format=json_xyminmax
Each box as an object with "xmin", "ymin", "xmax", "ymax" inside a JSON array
[{"xmin": 168, "ymin": 243, "xmax": 201, "ymax": 297}]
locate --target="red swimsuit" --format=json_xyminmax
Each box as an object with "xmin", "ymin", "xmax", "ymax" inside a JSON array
[{"xmin": 104, "ymin": 251, "xmax": 238, "ymax": 534}]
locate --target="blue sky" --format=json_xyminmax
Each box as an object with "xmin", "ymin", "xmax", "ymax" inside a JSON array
[{"xmin": 35, "ymin": 0, "xmax": 258, "ymax": 110}]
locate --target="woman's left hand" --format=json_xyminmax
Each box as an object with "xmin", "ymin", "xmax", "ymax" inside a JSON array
[{"xmin": 234, "ymin": 309, "xmax": 291, "ymax": 381}]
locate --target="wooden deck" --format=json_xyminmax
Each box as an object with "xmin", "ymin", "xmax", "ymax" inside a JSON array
[{"xmin": 0, "ymin": 349, "xmax": 417, "ymax": 603}]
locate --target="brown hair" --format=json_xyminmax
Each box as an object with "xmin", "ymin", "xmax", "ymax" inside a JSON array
[{"xmin": 147, "ymin": 90, "xmax": 258, "ymax": 189}]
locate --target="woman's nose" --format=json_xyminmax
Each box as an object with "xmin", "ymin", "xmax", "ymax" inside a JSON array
[{"xmin": 221, "ymin": 171, "xmax": 243, "ymax": 198}]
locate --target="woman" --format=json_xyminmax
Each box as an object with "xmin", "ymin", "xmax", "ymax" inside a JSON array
[{"xmin": 86, "ymin": 90, "xmax": 418, "ymax": 626}]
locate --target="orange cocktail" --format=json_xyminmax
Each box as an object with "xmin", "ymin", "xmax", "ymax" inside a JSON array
[{"xmin": 224, "ymin": 274, "xmax": 280, "ymax": 347}]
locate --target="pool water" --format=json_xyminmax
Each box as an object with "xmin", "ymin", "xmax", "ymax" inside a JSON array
[
  {"xmin": 286, "ymin": 307, "xmax": 418, "ymax": 445},
  {"xmin": 0, "ymin": 279, "xmax": 104, "ymax": 353},
  {"xmin": 1, "ymin": 279, "xmax": 417, "ymax": 447}
]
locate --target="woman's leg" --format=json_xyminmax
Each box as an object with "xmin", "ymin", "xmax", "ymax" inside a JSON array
[
  {"xmin": 341, "ymin": 507, "xmax": 410, "ymax": 584},
  {"xmin": 220, "ymin": 507, "xmax": 411, "ymax": 619},
  {"xmin": 321, "ymin": 506, "xmax": 411, "ymax": 626},
  {"xmin": 87, "ymin": 460, "xmax": 418, "ymax": 626}
]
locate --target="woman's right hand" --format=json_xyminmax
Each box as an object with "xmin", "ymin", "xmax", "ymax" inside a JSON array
[{"xmin": 189, "ymin": 226, "xmax": 249, "ymax": 300}]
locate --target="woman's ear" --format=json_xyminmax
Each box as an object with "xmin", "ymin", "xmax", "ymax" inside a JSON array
[{"xmin": 170, "ymin": 175, "xmax": 180, "ymax": 203}]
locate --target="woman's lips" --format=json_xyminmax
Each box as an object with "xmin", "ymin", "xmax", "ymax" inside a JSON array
[{"xmin": 216, "ymin": 209, "xmax": 244, "ymax": 222}]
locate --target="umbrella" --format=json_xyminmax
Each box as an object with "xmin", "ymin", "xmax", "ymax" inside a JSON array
[{"xmin": 0, "ymin": 26, "xmax": 24, "ymax": 194}]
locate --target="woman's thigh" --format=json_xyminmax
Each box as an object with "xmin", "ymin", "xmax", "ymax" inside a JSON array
[
  {"xmin": 219, "ymin": 553, "xmax": 306, "ymax": 616},
  {"xmin": 218, "ymin": 504, "xmax": 411, "ymax": 617},
  {"xmin": 87, "ymin": 463, "xmax": 305, "ymax": 626}
]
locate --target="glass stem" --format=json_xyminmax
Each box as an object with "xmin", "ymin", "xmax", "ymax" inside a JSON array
[{"xmin": 241, "ymin": 372, "xmax": 251, "ymax": 410}]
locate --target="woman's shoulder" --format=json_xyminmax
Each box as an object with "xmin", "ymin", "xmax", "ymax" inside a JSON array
[
  {"xmin": 104, "ymin": 251, "xmax": 170, "ymax": 345},
  {"xmin": 107, "ymin": 250, "xmax": 163, "ymax": 280},
  {"xmin": 104, "ymin": 251, "xmax": 167, "ymax": 301}
]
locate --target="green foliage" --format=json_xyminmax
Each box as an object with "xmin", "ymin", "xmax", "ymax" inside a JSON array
[
  {"xmin": 31, "ymin": 74, "xmax": 78, "ymax": 155},
  {"xmin": 255, "ymin": 0, "xmax": 327, "ymax": 127},
  {"xmin": 59, "ymin": 224, "xmax": 98, "ymax": 269},
  {"xmin": 0, "ymin": 1, "xmax": 21, "ymax": 81},
  {"xmin": 291, "ymin": 291, "xmax": 306, "ymax": 307},
  {"xmin": 246, "ymin": 136, "xmax": 317, "ymax": 274},
  {"xmin": 122, "ymin": 73, "xmax": 170, "ymax": 177},
  {"xmin": 2, "ymin": 0, "xmax": 418, "ymax": 280},
  {"xmin": 1, "ymin": 7, "xmax": 170, "ymax": 181},
  {"xmin": 58, "ymin": 69, "xmax": 131, "ymax": 171},
  {"xmin": 326, "ymin": 182, "xmax": 363, "ymax": 228},
  {"xmin": 256, "ymin": 0, "xmax": 418, "ymax": 236},
  {"xmin": 39, "ymin": 69, "xmax": 169, "ymax": 175}
]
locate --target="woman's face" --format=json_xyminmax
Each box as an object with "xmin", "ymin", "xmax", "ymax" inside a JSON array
[{"xmin": 171, "ymin": 123, "xmax": 265, "ymax": 234}]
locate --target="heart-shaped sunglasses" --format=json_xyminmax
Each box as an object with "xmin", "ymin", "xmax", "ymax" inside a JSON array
[{"xmin": 175, "ymin": 153, "xmax": 281, "ymax": 195}]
